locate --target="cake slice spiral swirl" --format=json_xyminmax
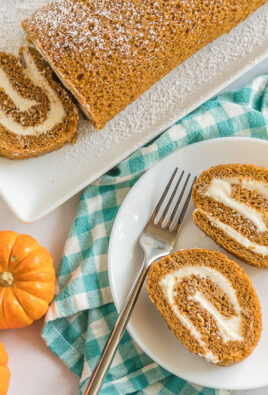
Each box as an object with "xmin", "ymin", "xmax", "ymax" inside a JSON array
[
  {"xmin": 192, "ymin": 164, "xmax": 268, "ymax": 268},
  {"xmin": 147, "ymin": 249, "xmax": 262, "ymax": 365},
  {"xmin": 0, "ymin": 46, "xmax": 78, "ymax": 159}
]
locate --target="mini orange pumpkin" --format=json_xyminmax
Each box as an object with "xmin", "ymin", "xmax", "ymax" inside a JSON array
[
  {"xmin": 0, "ymin": 231, "xmax": 55, "ymax": 329},
  {"xmin": 0, "ymin": 341, "xmax": 10, "ymax": 395}
]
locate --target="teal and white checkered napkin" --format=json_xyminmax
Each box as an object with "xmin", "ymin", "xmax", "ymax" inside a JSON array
[{"xmin": 42, "ymin": 75, "xmax": 268, "ymax": 395}]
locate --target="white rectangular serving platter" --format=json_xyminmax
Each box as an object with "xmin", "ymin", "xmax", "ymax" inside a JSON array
[{"xmin": 0, "ymin": 1, "xmax": 268, "ymax": 223}]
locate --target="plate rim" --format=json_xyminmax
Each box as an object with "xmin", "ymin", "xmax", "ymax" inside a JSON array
[{"xmin": 108, "ymin": 136, "xmax": 268, "ymax": 391}]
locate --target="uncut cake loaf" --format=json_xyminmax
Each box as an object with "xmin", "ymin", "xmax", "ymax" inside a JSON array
[
  {"xmin": 147, "ymin": 249, "xmax": 262, "ymax": 365},
  {"xmin": 192, "ymin": 164, "xmax": 268, "ymax": 268},
  {"xmin": 0, "ymin": 45, "xmax": 78, "ymax": 159},
  {"xmin": 22, "ymin": 0, "xmax": 266, "ymax": 130}
]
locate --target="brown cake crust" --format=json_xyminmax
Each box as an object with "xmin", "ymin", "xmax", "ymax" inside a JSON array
[
  {"xmin": 146, "ymin": 249, "xmax": 262, "ymax": 365},
  {"xmin": 192, "ymin": 164, "xmax": 268, "ymax": 268},
  {"xmin": 22, "ymin": 0, "xmax": 266, "ymax": 130},
  {"xmin": 0, "ymin": 46, "xmax": 78, "ymax": 159}
]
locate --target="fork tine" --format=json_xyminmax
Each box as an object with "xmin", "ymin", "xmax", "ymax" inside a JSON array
[
  {"xmin": 167, "ymin": 172, "xmax": 191, "ymax": 228},
  {"xmin": 173, "ymin": 176, "xmax": 197, "ymax": 233},
  {"xmin": 151, "ymin": 167, "xmax": 178, "ymax": 221},
  {"xmin": 158, "ymin": 170, "xmax": 184, "ymax": 226}
]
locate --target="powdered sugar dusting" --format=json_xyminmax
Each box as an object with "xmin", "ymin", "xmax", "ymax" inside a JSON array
[
  {"xmin": 23, "ymin": 0, "xmax": 205, "ymax": 61},
  {"xmin": 0, "ymin": 0, "xmax": 267, "ymax": 218},
  {"xmin": 28, "ymin": 0, "xmax": 142, "ymax": 59},
  {"xmin": 0, "ymin": 0, "xmax": 49, "ymax": 53}
]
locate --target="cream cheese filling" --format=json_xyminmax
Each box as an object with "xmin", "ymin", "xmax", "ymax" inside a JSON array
[
  {"xmin": 201, "ymin": 210, "xmax": 268, "ymax": 256},
  {"xmin": 206, "ymin": 178, "xmax": 267, "ymax": 232},
  {"xmin": 160, "ymin": 266, "xmax": 243, "ymax": 363},
  {"xmin": 0, "ymin": 68, "xmax": 36, "ymax": 111},
  {"xmin": 0, "ymin": 50, "xmax": 65, "ymax": 136},
  {"xmin": 237, "ymin": 177, "xmax": 268, "ymax": 200}
]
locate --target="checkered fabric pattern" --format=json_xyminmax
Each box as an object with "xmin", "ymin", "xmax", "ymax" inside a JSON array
[{"xmin": 42, "ymin": 75, "xmax": 268, "ymax": 395}]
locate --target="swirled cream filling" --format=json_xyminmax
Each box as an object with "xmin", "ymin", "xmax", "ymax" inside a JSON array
[
  {"xmin": 201, "ymin": 210, "xmax": 268, "ymax": 256},
  {"xmin": 0, "ymin": 50, "xmax": 65, "ymax": 135},
  {"xmin": 0, "ymin": 68, "xmax": 36, "ymax": 111},
  {"xmin": 160, "ymin": 266, "xmax": 243, "ymax": 363},
  {"xmin": 206, "ymin": 178, "xmax": 267, "ymax": 232}
]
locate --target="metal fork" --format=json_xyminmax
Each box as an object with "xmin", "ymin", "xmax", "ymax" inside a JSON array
[{"xmin": 84, "ymin": 168, "xmax": 196, "ymax": 395}]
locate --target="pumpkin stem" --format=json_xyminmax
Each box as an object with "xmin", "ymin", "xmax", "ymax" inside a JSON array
[{"xmin": 0, "ymin": 272, "xmax": 14, "ymax": 287}]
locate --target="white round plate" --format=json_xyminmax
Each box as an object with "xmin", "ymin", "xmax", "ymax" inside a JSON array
[{"xmin": 108, "ymin": 137, "xmax": 268, "ymax": 390}]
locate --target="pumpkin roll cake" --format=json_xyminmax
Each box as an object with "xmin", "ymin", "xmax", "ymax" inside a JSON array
[
  {"xmin": 22, "ymin": 0, "xmax": 266, "ymax": 129},
  {"xmin": 192, "ymin": 164, "xmax": 268, "ymax": 268},
  {"xmin": 0, "ymin": 45, "xmax": 78, "ymax": 159},
  {"xmin": 147, "ymin": 249, "xmax": 262, "ymax": 365}
]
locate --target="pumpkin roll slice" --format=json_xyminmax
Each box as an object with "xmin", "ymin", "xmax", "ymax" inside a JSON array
[
  {"xmin": 147, "ymin": 249, "xmax": 262, "ymax": 365},
  {"xmin": 0, "ymin": 45, "xmax": 78, "ymax": 159},
  {"xmin": 192, "ymin": 164, "xmax": 268, "ymax": 268}
]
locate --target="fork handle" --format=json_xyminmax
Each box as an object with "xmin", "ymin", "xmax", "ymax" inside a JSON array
[{"xmin": 84, "ymin": 261, "xmax": 150, "ymax": 395}]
